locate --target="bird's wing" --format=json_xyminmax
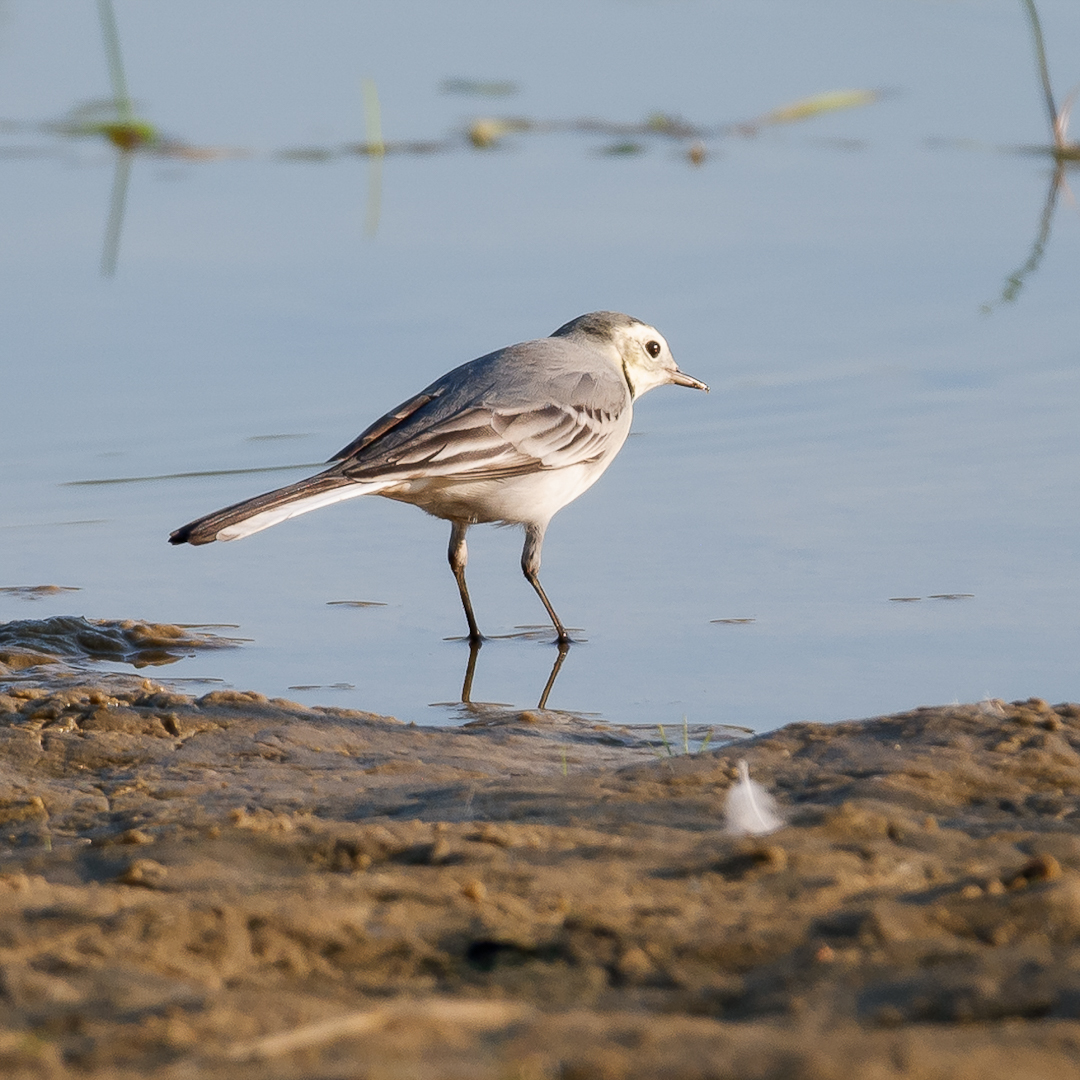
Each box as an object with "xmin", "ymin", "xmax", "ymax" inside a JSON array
[
  {"xmin": 327, "ymin": 341, "xmax": 631, "ymax": 484},
  {"xmin": 328, "ymin": 391, "xmax": 441, "ymax": 462},
  {"xmin": 340, "ymin": 399, "xmax": 624, "ymax": 484}
]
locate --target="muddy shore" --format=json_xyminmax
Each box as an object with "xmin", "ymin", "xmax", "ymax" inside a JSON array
[{"xmin": 2, "ymin": 624, "xmax": 1080, "ymax": 1078}]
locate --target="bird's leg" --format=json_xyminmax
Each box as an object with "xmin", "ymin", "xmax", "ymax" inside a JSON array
[
  {"xmin": 521, "ymin": 523, "xmax": 571, "ymax": 645},
  {"xmin": 448, "ymin": 521, "xmax": 483, "ymax": 643}
]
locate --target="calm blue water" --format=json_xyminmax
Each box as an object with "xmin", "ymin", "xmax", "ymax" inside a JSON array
[{"xmin": 3, "ymin": 1, "xmax": 1079, "ymax": 730}]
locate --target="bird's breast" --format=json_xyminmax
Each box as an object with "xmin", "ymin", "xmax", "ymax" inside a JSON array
[{"xmin": 379, "ymin": 451, "xmax": 619, "ymax": 527}]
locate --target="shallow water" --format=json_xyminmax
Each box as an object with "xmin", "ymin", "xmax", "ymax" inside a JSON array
[{"xmin": 3, "ymin": 1, "xmax": 1079, "ymax": 730}]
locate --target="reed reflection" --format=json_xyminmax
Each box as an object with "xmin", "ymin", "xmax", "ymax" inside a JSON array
[
  {"xmin": 983, "ymin": 161, "xmax": 1070, "ymax": 312},
  {"xmin": 984, "ymin": 1, "xmax": 1079, "ymax": 311}
]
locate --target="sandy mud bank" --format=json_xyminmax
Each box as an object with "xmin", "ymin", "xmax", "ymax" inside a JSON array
[{"xmin": 1, "ymin": 624, "xmax": 1079, "ymax": 1078}]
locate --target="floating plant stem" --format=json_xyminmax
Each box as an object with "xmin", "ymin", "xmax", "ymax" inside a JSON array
[
  {"xmin": 1020, "ymin": 0, "xmax": 1080, "ymax": 155},
  {"xmin": 758, "ymin": 88, "xmax": 879, "ymax": 127},
  {"xmin": 100, "ymin": 146, "xmax": 132, "ymax": 277},
  {"xmin": 97, "ymin": 0, "xmax": 134, "ymax": 123},
  {"xmin": 982, "ymin": 161, "xmax": 1064, "ymax": 311},
  {"xmin": 1021, "ymin": 0, "xmax": 1060, "ymax": 145},
  {"xmin": 362, "ymin": 79, "xmax": 384, "ymax": 236},
  {"xmin": 362, "ymin": 78, "xmax": 385, "ymax": 156}
]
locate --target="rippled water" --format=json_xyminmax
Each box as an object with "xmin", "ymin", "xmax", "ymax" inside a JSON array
[{"xmin": 3, "ymin": 1, "xmax": 1079, "ymax": 730}]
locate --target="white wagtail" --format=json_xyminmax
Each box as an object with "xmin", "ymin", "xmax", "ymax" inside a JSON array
[{"xmin": 170, "ymin": 311, "xmax": 708, "ymax": 643}]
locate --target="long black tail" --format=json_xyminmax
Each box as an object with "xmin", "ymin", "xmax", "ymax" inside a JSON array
[{"xmin": 169, "ymin": 471, "xmax": 355, "ymax": 546}]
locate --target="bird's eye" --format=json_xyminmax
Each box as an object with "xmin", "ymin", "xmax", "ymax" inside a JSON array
[{"xmin": 645, "ymin": 340, "xmax": 661, "ymax": 358}]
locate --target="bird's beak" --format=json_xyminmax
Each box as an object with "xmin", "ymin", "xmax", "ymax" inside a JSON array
[{"xmin": 670, "ymin": 368, "xmax": 709, "ymax": 392}]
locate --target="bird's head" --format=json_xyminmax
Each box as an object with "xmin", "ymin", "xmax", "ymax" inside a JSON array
[{"xmin": 551, "ymin": 311, "xmax": 708, "ymax": 399}]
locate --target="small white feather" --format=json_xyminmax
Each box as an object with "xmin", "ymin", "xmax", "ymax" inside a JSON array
[
  {"xmin": 724, "ymin": 760, "xmax": 784, "ymax": 836},
  {"xmin": 216, "ymin": 483, "xmax": 389, "ymax": 541}
]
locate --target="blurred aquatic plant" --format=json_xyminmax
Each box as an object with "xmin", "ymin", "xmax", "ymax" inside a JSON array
[
  {"xmin": 1021, "ymin": 0, "xmax": 1080, "ymax": 159},
  {"xmin": 94, "ymin": 0, "xmax": 157, "ymax": 276},
  {"xmin": 361, "ymin": 78, "xmax": 386, "ymax": 157},
  {"xmin": 598, "ymin": 141, "xmax": 645, "ymax": 156},
  {"xmin": 463, "ymin": 89, "xmax": 880, "ymax": 155},
  {"xmin": 44, "ymin": 2, "xmax": 239, "ymax": 273},
  {"xmin": 983, "ymin": 1, "xmax": 1078, "ymax": 311},
  {"xmin": 737, "ymin": 88, "xmax": 881, "ymax": 135},
  {"xmin": 442, "ymin": 78, "xmax": 518, "ymax": 98},
  {"xmin": 982, "ymin": 160, "xmax": 1065, "ymax": 312},
  {"xmin": 362, "ymin": 78, "xmax": 384, "ymax": 235},
  {"xmin": 100, "ymin": 143, "xmax": 132, "ymax": 276},
  {"xmin": 92, "ymin": 0, "xmax": 159, "ymax": 151},
  {"xmin": 467, "ymin": 116, "xmax": 537, "ymax": 149},
  {"xmin": 3, "ymin": 16, "xmax": 886, "ymax": 271}
]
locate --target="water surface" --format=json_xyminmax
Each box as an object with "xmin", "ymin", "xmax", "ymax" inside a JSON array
[{"xmin": 3, "ymin": 0, "xmax": 1079, "ymax": 729}]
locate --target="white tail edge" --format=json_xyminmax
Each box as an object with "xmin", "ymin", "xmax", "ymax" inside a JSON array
[{"xmin": 217, "ymin": 482, "xmax": 390, "ymax": 541}]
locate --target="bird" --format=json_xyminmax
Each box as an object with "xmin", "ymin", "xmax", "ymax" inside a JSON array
[{"xmin": 169, "ymin": 311, "xmax": 708, "ymax": 644}]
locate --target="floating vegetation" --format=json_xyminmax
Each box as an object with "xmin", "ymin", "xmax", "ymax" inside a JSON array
[
  {"xmin": 93, "ymin": 118, "xmax": 158, "ymax": 151},
  {"xmin": 326, "ymin": 600, "xmax": 388, "ymax": 608},
  {"xmin": 467, "ymin": 116, "xmax": 537, "ymax": 149},
  {"xmin": 686, "ymin": 141, "xmax": 707, "ymax": 166},
  {"xmin": 95, "ymin": 0, "xmax": 158, "ymax": 148},
  {"xmin": 277, "ymin": 146, "xmax": 338, "ymax": 162},
  {"xmin": 0, "ymin": 3, "xmax": 885, "ymax": 274},
  {"xmin": 287, "ymin": 682, "xmax": 356, "ymax": 691},
  {"xmin": 597, "ymin": 141, "xmax": 645, "ymax": 156},
  {"xmin": 441, "ymin": 78, "xmax": 518, "ymax": 98},
  {"xmin": 710, "ymin": 617, "xmax": 756, "ymax": 625},
  {"xmin": 340, "ymin": 138, "xmax": 448, "ymax": 156},
  {"xmin": 7, "ymin": 86, "xmax": 882, "ymax": 164},
  {"xmin": 459, "ymin": 91, "xmax": 880, "ymax": 153},
  {"xmin": 752, "ymin": 88, "xmax": 881, "ymax": 129},
  {"xmin": 887, "ymin": 595, "xmax": 973, "ymax": 602}
]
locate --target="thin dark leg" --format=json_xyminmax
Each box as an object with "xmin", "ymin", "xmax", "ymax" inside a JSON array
[
  {"xmin": 521, "ymin": 523, "xmax": 571, "ymax": 645},
  {"xmin": 449, "ymin": 521, "xmax": 482, "ymax": 643}
]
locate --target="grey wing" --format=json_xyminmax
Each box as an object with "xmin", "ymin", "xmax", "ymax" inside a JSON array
[{"xmin": 330, "ymin": 340, "xmax": 631, "ymax": 483}]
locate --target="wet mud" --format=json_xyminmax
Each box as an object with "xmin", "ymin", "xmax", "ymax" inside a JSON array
[{"xmin": 1, "ymin": 622, "xmax": 1080, "ymax": 1078}]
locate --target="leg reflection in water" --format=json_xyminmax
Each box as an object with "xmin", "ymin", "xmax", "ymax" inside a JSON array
[{"xmin": 458, "ymin": 638, "xmax": 572, "ymax": 711}]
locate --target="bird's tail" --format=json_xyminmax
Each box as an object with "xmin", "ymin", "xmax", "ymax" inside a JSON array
[{"xmin": 169, "ymin": 472, "xmax": 389, "ymax": 546}]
